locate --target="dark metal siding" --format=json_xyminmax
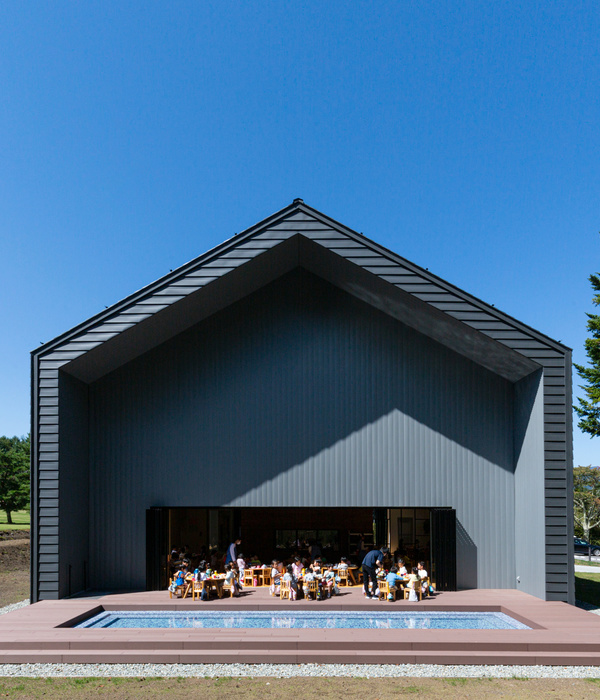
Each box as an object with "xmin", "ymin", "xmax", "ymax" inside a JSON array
[{"xmin": 88, "ymin": 270, "xmax": 516, "ymax": 591}]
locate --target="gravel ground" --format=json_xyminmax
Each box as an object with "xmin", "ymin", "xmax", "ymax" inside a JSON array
[
  {"xmin": 0, "ymin": 662, "xmax": 599, "ymax": 679},
  {"xmin": 0, "ymin": 599, "xmax": 29, "ymax": 616},
  {"xmin": 1, "ymin": 600, "xmax": 598, "ymax": 678}
]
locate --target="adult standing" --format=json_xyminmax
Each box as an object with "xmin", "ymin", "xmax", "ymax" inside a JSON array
[
  {"xmin": 362, "ymin": 546, "xmax": 389, "ymax": 599},
  {"xmin": 225, "ymin": 538, "xmax": 241, "ymax": 565}
]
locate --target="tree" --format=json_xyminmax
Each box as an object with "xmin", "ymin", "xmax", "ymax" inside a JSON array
[
  {"xmin": 574, "ymin": 273, "xmax": 600, "ymax": 436},
  {"xmin": 0, "ymin": 435, "xmax": 30, "ymax": 524},
  {"xmin": 573, "ymin": 466, "xmax": 600, "ymax": 542}
]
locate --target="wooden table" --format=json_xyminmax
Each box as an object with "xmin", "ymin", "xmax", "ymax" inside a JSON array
[{"xmin": 333, "ymin": 566, "xmax": 359, "ymax": 585}]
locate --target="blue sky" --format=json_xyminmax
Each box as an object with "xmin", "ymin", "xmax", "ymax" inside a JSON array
[{"xmin": 1, "ymin": 1, "xmax": 599, "ymax": 465}]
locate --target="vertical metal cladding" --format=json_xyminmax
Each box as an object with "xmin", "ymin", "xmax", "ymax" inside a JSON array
[{"xmin": 89, "ymin": 270, "xmax": 515, "ymax": 591}]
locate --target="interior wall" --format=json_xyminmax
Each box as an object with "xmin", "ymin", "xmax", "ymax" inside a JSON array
[{"xmin": 89, "ymin": 268, "xmax": 515, "ymax": 591}]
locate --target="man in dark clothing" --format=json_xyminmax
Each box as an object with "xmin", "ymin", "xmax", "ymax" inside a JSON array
[
  {"xmin": 225, "ymin": 538, "xmax": 241, "ymax": 565},
  {"xmin": 362, "ymin": 546, "xmax": 389, "ymax": 598}
]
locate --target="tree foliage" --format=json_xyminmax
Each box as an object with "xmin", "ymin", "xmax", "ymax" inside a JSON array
[
  {"xmin": 0, "ymin": 435, "xmax": 30, "ymax": 524},
  {"xmin": 573, "ymin": 465, "xmax": 600, "ymax": 542},
  {"xmin": 574, "ymin": 273, "xmax": 600, "ymax": 437}
]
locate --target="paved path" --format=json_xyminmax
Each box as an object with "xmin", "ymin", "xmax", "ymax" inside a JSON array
[{"xmin": 575, "ymin": 565, "xmax": 600, "ymax": 573}]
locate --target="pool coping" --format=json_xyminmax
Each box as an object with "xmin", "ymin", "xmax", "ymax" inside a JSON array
[{"xmin": 1, "ymin": 588, "xmax": 599, "ymax": 665}]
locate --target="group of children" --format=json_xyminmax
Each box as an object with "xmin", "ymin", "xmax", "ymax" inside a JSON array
[
  {"xmin": 374, "ymin": 560, "xmax": 430, "ymax": 601},
  {"xmin": 267, "ymin": 556, "xmax": 350, "ymax": 600},
  {"xmin": 168, "ymin": 558, "xmax": 243, "ymax": 598},
  {"xmin": 170, "ymin": 547, "xmax": 432, "ymax": 603}
]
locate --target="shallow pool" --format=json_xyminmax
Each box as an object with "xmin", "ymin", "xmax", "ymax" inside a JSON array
[{"xmin": 75, "ymin": 610, "xmax": 530, "ymax": 630}]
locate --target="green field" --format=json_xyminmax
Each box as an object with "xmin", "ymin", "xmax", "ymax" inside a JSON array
[{"xmin": 0, "ymin": 510, "xmax": 30, "ymax": 530}]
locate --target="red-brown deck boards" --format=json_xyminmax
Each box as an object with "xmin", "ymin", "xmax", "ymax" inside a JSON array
[{"xmin": 1, "ymin": 589, "xmax": 599, "ymax": 666}]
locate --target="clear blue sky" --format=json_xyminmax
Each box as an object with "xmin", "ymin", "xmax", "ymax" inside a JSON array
[{"xmin": 1, "ymin": 2, "xmax": 598, "ymax": 465}]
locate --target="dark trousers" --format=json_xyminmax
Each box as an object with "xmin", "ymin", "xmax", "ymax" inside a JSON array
[{"xmin": 363, "ymin": 565, "xmax": 377, "ymax": 596}]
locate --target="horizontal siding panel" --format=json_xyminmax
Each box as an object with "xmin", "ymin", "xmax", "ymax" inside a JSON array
[
  {"xmin": 364, "ymin": 266, "xmax": 406, "ymax": 275},
  {"xmin": 39, "ymin": 563, "xmax": 59, "ymax": 573},
  {"xmin": 138, "ymin": 296, "xmax": 184, "ymax": 305},
  {"xmin": 445, "ymin": 312, "xmax": 499, "ymax": 322},
  {"xmin": 38, "ymin": 360, "xmax": 70, "ymax": 370},
  {"xmin": 545, "ymin": 469, "xmax": 567, "ymax": 480},
  {"xmin": 38, "ymin": 582, "xmax": 59, "ymax": 591},
  {"xmin": 429, "ymin": 302, "xmax": 483, "ymax": 312},
  {"xmin": 185, "ymin": 268, "xmax": 234, "ymax": 277},
  {"xmin": 219, "ymin": 248, "xmax": 266, "ymax": 260},
  {"xmin": 39, "ymin": 508, "xmax": 59, "ymax": 517},
  {"xmin": 40, "ymin": 351, "xmax": 84, "ymax": 361},
  {"xmin": 110, "ymin": 314, "xmax": 152, "ymax": 323},
  {"xmin": 39, "ymin": 553, "xmax": 58, "ymax": 563},
  {"xmin": 38, "ymin": 480, "xmax": 58, "ymax": 489},
  {"xmin": 39, "ymin": 406, "xmax": 58, "ymax": 415},
  {"xmin": 39, "ymin": 572, "xmax": 58, "ymax": 582},
  {"xmin": 39, "ymin": 416, "xmax": 59, "ymax": 425},
  {"xmin": 77, "ymin": 332, "xmax": 121, "ymax": 342},
  {"xmin": 39, "ymin": 397, "xmax": 59, "ymax": 407},
  {"xmin": 39, "ymin": 526, "xmax": 59, "ymax": 536},
  {"xmin": 39, "ymin": 425, "xmax": 59, "ymax": 434},
  {"xmin": 252, "ymin": 230, "xmax": 294, "ymax": 240},
  {"xmin": 39, "ymin": 536, "xmax": 59, "ymax": 545},
  {"xmin": 39, "ymin": 517, "xmax": 59, "ymax": 526},
  {"xmin": 233, "ymin": 239, "xmax": 284, "ymax": 249},
  {"xmin": 203, "ymin": 258, "xmax": 246, "ymax": 269},
  {"xmin": 123, "ymin": 305, "xmax": 168, "ymax": 314},
  {"xmin": 39, "ymin": 472, "xmax": 59, "ymax": 481},
  {"xmin": 269, "ymin": 220, "xmax": 334, "ymax": 230},
  {"xmin": 156, "ymin": 286, "xmax": 202, "ymax": 297},
  {"xmin": 39, "ymin": 544, "xmax": 58, "ymax": 554}
]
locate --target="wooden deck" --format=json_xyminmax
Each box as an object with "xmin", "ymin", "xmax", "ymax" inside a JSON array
[{"xmin": 1, "ymin": 588, "xmax": 599, "ymax": 665}]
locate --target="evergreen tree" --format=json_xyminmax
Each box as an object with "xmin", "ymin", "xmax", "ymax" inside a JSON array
[
  {"xmin": 574, "ymin": 273, "xmax": 600, "ymax": 436},
  {"xmin": 0, "ymin": 435, "xmax": 30, "ymax": 524}
]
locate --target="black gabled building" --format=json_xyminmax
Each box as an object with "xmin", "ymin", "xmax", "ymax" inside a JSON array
[{"xmin": 31, "ymin": 200, "xmax": 573, "ymax": 602}]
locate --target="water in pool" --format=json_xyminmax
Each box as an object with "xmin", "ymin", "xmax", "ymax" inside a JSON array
[{"xmin": 76, "ymin": 610, "xmax": 530, "ymax": 630}]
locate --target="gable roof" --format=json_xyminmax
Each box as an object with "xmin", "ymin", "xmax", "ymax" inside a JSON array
[{"xmin": 33, "ymin": 199, "xmax": 569, "ymax": 383}]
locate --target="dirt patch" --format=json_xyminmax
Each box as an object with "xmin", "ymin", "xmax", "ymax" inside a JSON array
[
  {"xmin": 0, "ymin": 534, "xmax": 30, "ymax": 607},
  {"xmin": 0, "ymin": 529, "xmax": 30, "ymax": 542},
  {"xmin": 0, "ymin": 676, "xmax": 599, "ymax": 698}
]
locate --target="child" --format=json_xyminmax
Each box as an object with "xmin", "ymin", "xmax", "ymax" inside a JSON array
[
  {"xmin": 397, "ymin": 559, "xmax": 407, "ymax": 576},
  {"xmin": 417, "ymin": 561, "xmax": 429, "ymax": 596},
  {"xmin": 283, "ymin": 564, "xmax": 298, "ymax": 600},
  {"xmin": 302, "ymin": 569, "xmax": 316, "ymax": 599},
  {"xmin": 385, "ymin": 566, "xmax": 403, "ymax": 600},
  {"xmin": 337, "ymin": 556, "xmax": 349, "ymax": 570},
  {"xmin": 322, "ymin": 565, "xmax": 338, "ymax": 598},
  {"xmin": 168, "ymin": 566, "xmax": 186, "ymax": 593},
  {"xmin": 406, "ymin": 567, "xmax": 419, "ymax": 601},
  {"xmin": 225, "ymin": 563, "xmax": 241, "ymax": 596},
  {"xmin": 292, "ymin": 557, "xmax": 303, "ymax": 578},
  {"xmin": 310, "ymin": 558, "xmax": 322, "ymax": 575},
  {"xmin": 270, "ymin": 559, "xmax": 281, "ymax": 596},
  {"xmin": 237, "ymin": 552, "xmax": 246, "ymax": 582}
]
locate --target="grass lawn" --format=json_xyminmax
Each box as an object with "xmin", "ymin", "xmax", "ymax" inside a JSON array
[
  {"xmin": 1, "ymin": 677, "xmax": 600, "ymax": 699},
  {"xmin": 575, "ymin": 557, "xmax": 600, "ymax": 567},
  {"xmin": 0, "ymin": 510, "xmax": 30, "ymax": 531}
]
